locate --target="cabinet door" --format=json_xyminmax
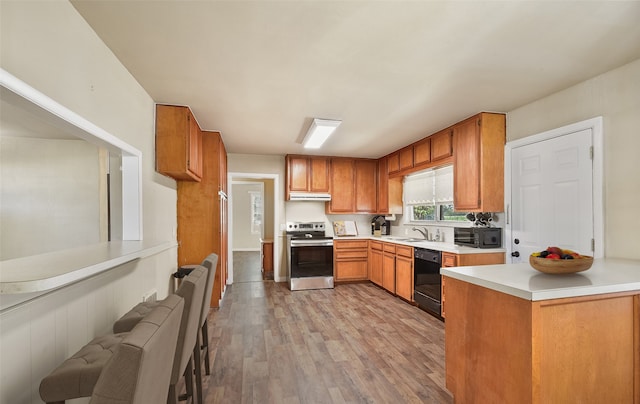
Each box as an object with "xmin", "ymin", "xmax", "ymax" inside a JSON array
[
  {"xmin": 413, "ymin": 138, "xmax": 431, "ymax": 167},
  {"xmin": 431, "ymin": 129, "xmax": 453, "ymax": 161},
  {"xmin": 355, "ymin": 159, "xmax": 377, "ymax": 213},
  {"xmin": 377, "ymin": 158, "xmax": 389, "ymax": 214},
  {"xmin": 369, "ymin": 246, "xmax": 383, "ymax": 286},
  {"xmin": 453, "ymin": 117, "xmax": 482, "ymax": 211},
  {"xmin": 387, "ymin": 153, "xmax": 400, "ymax": 174},
  {"xmin": 288, "ymin": 156, "xmax": 310, "ymax": 192},
  {"xmin": 395, "ymin": 255, "xmax": 413, "ymax": 301},
  {"xmin": 382, "ymin": 250, "xmax": 396, "ymax": 293},
  {"xmin": 188, "ymin": 116, "xmax": 203, "ymax": 179},
  {"xmin": 327, "ymin": 158, "xmax": 355, "ymax": 213},
  {"xmin": 399, "ymin": 146, "xmax": 414, "ymax": 172},
  {"xmin": 156, "ymin": 104, "xmax": 202, "ymax": 182},
  {"xmin": 309, "ymin": 157, "xmax": 330, "ymax": 193}
]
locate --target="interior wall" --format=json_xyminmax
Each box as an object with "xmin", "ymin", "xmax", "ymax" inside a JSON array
[
  {"xmin": 507, "ymin": 58, "xmax": 640, "ymax": 260},
  {"xmin": 232, "ymin": 182, "xmax": 263, "ymax": 250},
  {"xmin": 0, "ymin": 137, "xmax": 101, "ymax": 260},
  {"xmin": 0, "ymin": 2, "xmax": 177, "ymax": 403}
]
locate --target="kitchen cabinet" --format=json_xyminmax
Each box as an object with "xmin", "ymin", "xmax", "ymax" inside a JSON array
[
  {"xmin": 177, "ymin": 130, "xmax": 228, "ymax": 308},
  {"xmin": 261, "ymin": 239, "xmax": 273, "ymax": 280},
  {"xmin": 445, "ymin": 276, "xmax": 640, "ymax": 404},
  {"xmin": 413, "ymin": 138, "xmax": 431, "ymax": 168},
  {"xmin": 387, "ymin": 152, "xmax": 400, "ymax": 174},
  {"xmin": 285, "ymin": 155, "xmax": 330, "ymax": 199},
  {"xmin": 369, "ymin": 241, "xmax": 383, "ymax": 286},
  {"xmin": 326, "ymin": 158, "xmax": 378, "ymax": 214},
  {"xmin": 440, "ymin": 251, "xmax": 505, "ymax": 318},
  {"xmin": 155, "ymin": 104, "xmax": 203, "ymax": 181},
  {"xmin": 355, "ymin": 159, "xmax": 377, "ymax": 213},
  {"xmin": 382, "ymin": 243, "xmax": 396, "ymax": 293},
  {"xmin": 394, "ymin": 245, "xmax": 414, "ymax": 302},
  {"xmin": 334, "ymin": 239, "xmax": 369, "ymax": 282},
  {"xmin": 453, "ymin": 112, "xmax": 505, "ymax": 212},
  {"xmin": 399, "ymin": 146, "xmax": 414, "ymax": 171},
  {"xmin": 376, "ymin": 158, "xmax": 403, "ymax": 214},
  {"xmin": 430, "ymin": 129, "xmax": 453, "ymax": 161}
]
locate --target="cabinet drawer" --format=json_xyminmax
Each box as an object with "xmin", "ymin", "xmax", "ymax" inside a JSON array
[
  {"xmin": 335, "ymin": 250, "xmax": 368, "ymax": 260},
  {"xmin": 383, "ymin": 243, "xmax": 396, "ymax": 253},
  {"xmin": 334, "ymin": 240, "xmax": 369, "ymax": 250},
  {"xmin": 370, "ymin": 240, "xmax": 383, "ymax": 251},
  {"xmin": 396, "ymin": 245, "xmax": 413, "ymax": 258},
  {"xmin": 442, "ymin": 252, "xmax": 458, "ymax": 267}
]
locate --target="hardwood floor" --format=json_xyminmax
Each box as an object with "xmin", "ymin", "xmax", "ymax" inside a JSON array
[
  {"xmin": 233, "ymin": 251, "xmax": 263, "ymax": 283},
  {"xmin": 202, "ymin": 279, "xmax": 452, "ymax": 403}
]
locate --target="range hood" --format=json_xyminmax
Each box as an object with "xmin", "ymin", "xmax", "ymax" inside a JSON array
[{"xmin": 289, "ymin": 192, "xmax": 332, "ymax": 201}]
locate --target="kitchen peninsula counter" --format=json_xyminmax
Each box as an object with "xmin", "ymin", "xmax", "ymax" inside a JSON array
[
  {"xmin": 336, "ymin": 235, "xmax": 506, "ymax": 255},
  {"xmin": 442, "ymin": 258, "xmax": 640, "ymax": 404}
]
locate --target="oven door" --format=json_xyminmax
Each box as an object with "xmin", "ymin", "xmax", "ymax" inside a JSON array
[
  {"xmin": 288, "ymin": 238, "xmax": 334, "ymax": 290},
  {"xmin": 413, "ymin": 250, "xmax": 443, "ymax": 319}
]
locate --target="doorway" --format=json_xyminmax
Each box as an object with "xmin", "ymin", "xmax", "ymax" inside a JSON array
[
  {"xmin": 227, "ymin": 173, "xmax": 279, "ymax": 285},
  {"xmin": 505, "ymin": 117, "xmax": 604, "ymax": 262}
]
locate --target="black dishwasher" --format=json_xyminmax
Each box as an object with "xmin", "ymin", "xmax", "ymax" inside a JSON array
[{"xmin": 413, "ymin": 248, "xmax": 443, "ymax": 319}]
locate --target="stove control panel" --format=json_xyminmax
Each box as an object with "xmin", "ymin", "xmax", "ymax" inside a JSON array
[{"xmin": 286, "ymin": 221, "xmax": 326, "ymax": 232}]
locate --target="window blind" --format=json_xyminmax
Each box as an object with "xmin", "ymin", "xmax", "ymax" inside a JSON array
[{"xmin": 403, "ymin": 165, "xmax": 453, "ymax": 206}]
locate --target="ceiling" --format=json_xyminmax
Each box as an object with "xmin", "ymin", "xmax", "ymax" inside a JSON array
[{"xmin": 70, "ymin": 1, "xmax": 640, "ymax": 159}]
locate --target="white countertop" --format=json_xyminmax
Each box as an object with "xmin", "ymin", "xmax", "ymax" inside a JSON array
[
  {"xmin": 0, "ymin": 240, "xmax": 177, "ymax": 294},
  {"xmin": 441, "ymin": 258, "xmax": 640, "ymax": 301},
  {"xmin": 335, "ymin": 235, "xmax": 505, "ymax": 255}
]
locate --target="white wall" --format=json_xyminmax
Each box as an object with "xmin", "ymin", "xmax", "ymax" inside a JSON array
[
  {"xmin": 507, "ymin": 58, "xmax": 640, "ymax": 260},
  {"xmin": 0, "ymin": 138, "xmax": 102, "ymax": 259},
  {"xmin": 0, "ymin": 2, "xmax": 177, "ymax": 403}
]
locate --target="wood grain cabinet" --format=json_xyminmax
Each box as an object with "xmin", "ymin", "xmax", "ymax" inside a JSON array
[
  {"xmin": 155, "ymin": 104, "xmax": 203, "ymax": 181},
  {"xmin": 440, "ymin": 251, "xmax": 505, "ymax": 318},
  {"xmin": 177, "ymin": 130, "xmax": 228, "ymax": 308},
  {"xmin": 394, "ymin": 245, "xmax": 414, "ymax": 302},
  {"xmin": 453, "ymin": 112, "xmax": 505, "ymax": 212},
  {"xmin": 326, "ymin": 158, "xmax": 378, "ymax": 214},
  {"xmin": 261, "ymin": 239, "xmax": 274, "ymax": 280},
  {"xmin": 382, "ymin": 243, "xmax": 397, "ymax": 293},
  {"xmin": 369, "ymin": 241, "xmax": 383, "ymax": 286},
  {"xmin": 413, "ymin": 138, "xmax": 431, "ymax": 168},
  {"xmin": 430, "ymin": 129, "xmax": 453, "ymax": 161},
  {"xmin": 334, "ymin": 239, "xmax": 369, "ymax": 281},
  {"xmin": 376, "ymin": 158, "xmax": 403, "ymax": 214},
  {"xmin": 285, "ymin": 155, "xmax": 330, "ymax": 199}
]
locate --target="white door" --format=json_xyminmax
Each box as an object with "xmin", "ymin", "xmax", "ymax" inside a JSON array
[{"xmin": 508, "ymin": 129, "xmax": 594, "ymax": 263}]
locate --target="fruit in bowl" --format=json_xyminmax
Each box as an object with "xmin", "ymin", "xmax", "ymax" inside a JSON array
[{"xmin": 530, "ymin": 246, "xmax": 593, "ymax": 274}]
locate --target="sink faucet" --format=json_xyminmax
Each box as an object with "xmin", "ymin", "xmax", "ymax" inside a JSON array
[{"xmin": 412, "ymin": 227, "xmax": 429, "ymax": 240}]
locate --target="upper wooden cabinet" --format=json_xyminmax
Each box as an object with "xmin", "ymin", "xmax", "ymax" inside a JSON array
[
  {"xmin": 155, "ymin": 104, "xmax": 203, "ymax": 181},
  {"xmin": 453, "ymin": 112, "xmax": 505, "ymax": 212},
  {"xmin": 413, "ymin": 138, "xmax": 431, "ymax": 167},
  {"xmin": 430, "ymin": 129, "xmax": 453, "ymax": 161},
  {"xmin": 285, "ymin": 155, "xmax": 330, "ymax": 200},
  {"xmin": 326, "ymin": 158, "xmax": 378, "ymax": 214},
  {"xmin": 387, "ymin": 152, "xmax": 400, "ymax": 174},
  {"xmin": 399, "ymin": 146, "xmax": 414, "ymax": 171}
]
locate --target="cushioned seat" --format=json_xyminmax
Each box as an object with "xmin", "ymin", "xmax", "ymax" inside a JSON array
[
  {"xmin": 90, "ymin": 294, "xmax": 184, "ymax": 404},
  {"xmin": 39, "ymin": 295, "xmax": 184, "ymax": 404}
]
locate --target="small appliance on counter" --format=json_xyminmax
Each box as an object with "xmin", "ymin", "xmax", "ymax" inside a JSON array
[
  {"xmin": 371, "ymin": 215, "xmax": 390, "ymax": 236},
  {"xmin": 454, "ymin": 212, "xmax": 502, "ymax": 248}
]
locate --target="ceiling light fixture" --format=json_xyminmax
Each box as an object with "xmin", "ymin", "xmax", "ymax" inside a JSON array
[{"xmin": 302, "ymin": 118, "xmax": 341, "ymax": 149}]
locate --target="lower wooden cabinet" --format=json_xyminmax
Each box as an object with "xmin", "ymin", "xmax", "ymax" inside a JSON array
[
  {"xmin": 395, "ymin": 246, "xmax": 414, "ymax": 302},
  {"xmin": 334, "ymin": 239, "xmax": 369, "ymax": 281},
  {"xmin": 260, "ymin": 239, "xmax": 274, "ymax": 280},
  {"xmin": 441, "ymin": 251, "xmax": 505, "ymax": 318},
  {"xmin": 382, "ymin": 243, "xmax": 396, "ymax": 293},
  {"xmin": 369, "ymin": 241, "xmax": 383, "ymax": 286}
]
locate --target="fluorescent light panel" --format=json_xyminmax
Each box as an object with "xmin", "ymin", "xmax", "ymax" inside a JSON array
[{"xmin": 303, "ymin": 118, "xmax": 341, "ymax": 149}]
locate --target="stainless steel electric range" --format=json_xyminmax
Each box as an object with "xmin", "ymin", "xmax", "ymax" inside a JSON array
[{"xmin": 285, "ymin": 221, "xmax": 334, "ymax": 291}]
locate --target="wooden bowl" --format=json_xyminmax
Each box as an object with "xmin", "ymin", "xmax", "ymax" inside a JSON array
[{"xmin": 529, "ymin": 255, "xmax": 593, "ymax": 274}]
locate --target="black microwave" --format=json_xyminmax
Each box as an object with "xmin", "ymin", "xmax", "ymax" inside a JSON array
[{"xmin": 454, "ymin": 227, "xmax": 502, "ymax": 249}]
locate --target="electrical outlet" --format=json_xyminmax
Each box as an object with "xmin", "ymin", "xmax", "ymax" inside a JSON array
[{"xmin": 142, "ymin": 290, "xmax": 157, "ymax": 303}]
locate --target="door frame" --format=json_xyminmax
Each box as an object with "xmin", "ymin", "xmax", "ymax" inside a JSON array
[
  {"xmin": 504, "ymin": 117, "xmax": 604, "ymax": 261},
  {"xmin": 227, "ymin": 172, "xmax": 280, "ymax": 284}
]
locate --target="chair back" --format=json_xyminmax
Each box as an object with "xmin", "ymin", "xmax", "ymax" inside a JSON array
[
  {"xmin": 89, "ymin": 294, "xmax": 184, "ymax": 404},
  {"xmin": 200, "ymin": 253, "xmax": 219, "ymax": 325},
  {"xmin": 172, "ymin": 265, "xmax": 207, "ymax": 383}
]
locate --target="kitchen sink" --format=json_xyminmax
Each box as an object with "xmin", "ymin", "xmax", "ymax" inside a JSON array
[{"xmin": 387, "ymin": 237, "xmax": 426, "ymax": 243}]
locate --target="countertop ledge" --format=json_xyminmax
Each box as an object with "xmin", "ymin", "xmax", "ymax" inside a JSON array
[
  {"xmin": 334, "ymin": 235, "xmax": 506, "ymax": 254},
  {"xmin": 0, "ymin": 240, "xmax": 177, "ymax": 294},
  {"xmin": 441, "ymin": 258, "xmax": 640, "ymax": 301}
]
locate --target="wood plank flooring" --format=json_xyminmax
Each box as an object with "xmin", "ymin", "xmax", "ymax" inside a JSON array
[{"xmin": 202, "ymin": 278, "xmax": 452, "ymax": 403}]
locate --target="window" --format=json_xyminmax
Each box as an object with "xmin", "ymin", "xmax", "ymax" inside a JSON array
[
  {"xmin": 250, "ymin": 191, "xmax": 263, "ymax": 235},
  {"xmin": 404, "ymin": 166, "xmax": 467, "ymax": 222}
]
